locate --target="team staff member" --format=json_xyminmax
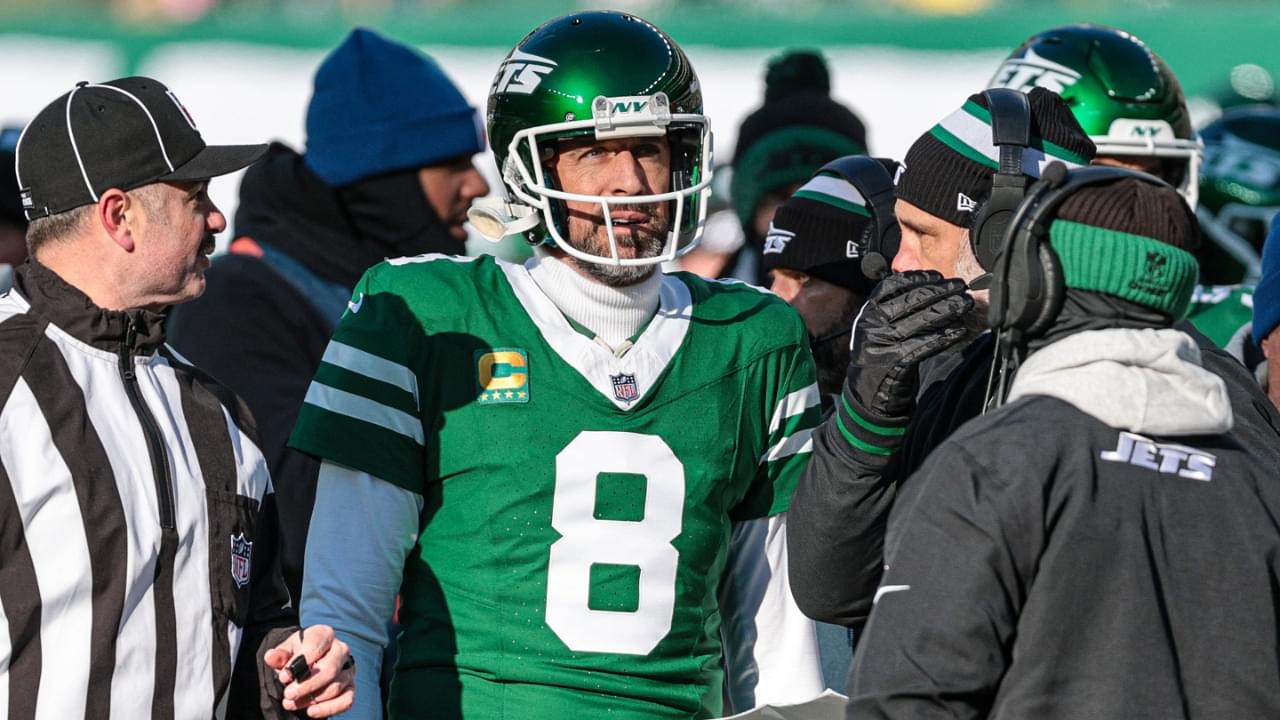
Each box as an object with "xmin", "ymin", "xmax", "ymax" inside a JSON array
[
  {"xmin": 2, "ymin": 77, "xmax": 352, "ymax": 718},
  {"xmin": 849, "ymin": 173, "xmax": 1280, "ymax": 718},
  {"xmin": 763, "ymin": 157, "xmax": 897, "ymax": 403},
  {"xmin": 787, "ymin": 87, "xmax": 1280, "ymax": 629},
  {"xmin": 293, "ymin": 11, "xmax": 824, "ymax": 719}
]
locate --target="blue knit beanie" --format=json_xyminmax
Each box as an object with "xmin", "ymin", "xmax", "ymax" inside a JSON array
[
  {"xmin": 1252, "ymin": 211, "xmax": 1280, "ymax": 345},
  {"xmin": 304, "ymin": 28, "xmax": 483, "ymax": 187}
]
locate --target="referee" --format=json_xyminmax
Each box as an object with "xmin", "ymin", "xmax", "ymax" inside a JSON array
[{"xmin": 0, "ymin": 77, "xmax": 353, "ymax": 718}]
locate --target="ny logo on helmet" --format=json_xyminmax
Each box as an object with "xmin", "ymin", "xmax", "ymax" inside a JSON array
[
  {"xmin": 612, "ymin": 100, "xmax": 648, "ymax": 115},
  {"xmin": 991, "ymin": 48, "xmax": 1082, "ymax": 94},
  {"xmin": 495, "ymin": 50, "xmax": 558, "ymax": 95}
]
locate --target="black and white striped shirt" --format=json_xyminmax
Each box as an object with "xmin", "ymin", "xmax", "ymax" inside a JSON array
[{"xmin": 0, "ymin": 263, "xmax": 293, "ymax": 719}]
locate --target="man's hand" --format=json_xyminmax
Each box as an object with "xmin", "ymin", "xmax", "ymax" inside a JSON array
[
  {"xmin": 263, "ymin": 625, "xmax": 355, "ymax": 718},
  {"xmin": 848, "ymin": 270, "xmax": 973, "ymax": 419}
]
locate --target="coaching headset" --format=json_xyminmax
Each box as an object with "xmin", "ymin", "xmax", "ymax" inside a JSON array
[
  {"xmin": 807, "ymin": 155, "xmax": 901, "ymax": 281},
  {"xmin": 968, "ymin": 88, "xmax": 1033, "ymax": 286},
  {"xmin": 983, "ymin": 162, "xmax": 1179, "ymax": 407}
]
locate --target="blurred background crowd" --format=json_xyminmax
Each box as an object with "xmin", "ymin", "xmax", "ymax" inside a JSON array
[{"xmin": 1, "ymin": 0, "xmax": 1277, "ymax": 260}]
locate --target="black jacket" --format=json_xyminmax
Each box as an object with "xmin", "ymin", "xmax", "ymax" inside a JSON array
[
  {"xmin": 846, "ymin": 328, "xmax": 1280, "ymax": 719},
  {"xmin": 788, "ymin": 323, "xmax": 1280, "ymax": 628}
]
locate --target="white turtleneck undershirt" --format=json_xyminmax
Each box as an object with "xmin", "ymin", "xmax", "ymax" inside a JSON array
[{"xmin": 525, "ymin": 248, "xmax": 663, "ymax": 351}]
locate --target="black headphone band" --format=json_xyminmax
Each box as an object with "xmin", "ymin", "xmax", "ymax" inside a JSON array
[
  {"xmin": 971, "ymin": 89, "xmax": 1032, "ymax": 271},
  {"xmin": 814, "ymin": 155, "xmax": 899, "ymax": 280}
]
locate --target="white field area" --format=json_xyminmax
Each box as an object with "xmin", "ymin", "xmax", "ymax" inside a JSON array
[{"xmin": 0, "ymin": 36, "xmax": 1004, "ymax": 251}]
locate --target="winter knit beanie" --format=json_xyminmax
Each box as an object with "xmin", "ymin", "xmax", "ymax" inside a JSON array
[
  {"xmin": 305, "ymin": 27, "xmax": 483, "ymax": 187},
  {"xmin": 731, "ymin": 50, "xmax": 868, "ymax": 231},
  {"xmin": 1049, "ymin": 176, "xmax": 1201, "ymax": 319},
  {"xmin": 761, "ymin": 158, "xmax": 899, "ymax": 296},
  {"xmin": 1252, "ymin": 212, "xmax": 1280, "ymax": 344},
  {"xmin": 897, "ymin": 87, "xmax": 1095, "ymax": 228}
]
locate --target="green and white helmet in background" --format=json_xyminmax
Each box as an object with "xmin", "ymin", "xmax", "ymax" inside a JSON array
[
  {"xmin": 988, "ymin": 24, "xmax": 1204, "ymax": 208},
  {"xmin": 469, "ymin": 11, "xmax": 713, "ymax": 267},
  {"xmin": 1196, "ymin": 106, "xmax": 1280, "ymax": 284}
]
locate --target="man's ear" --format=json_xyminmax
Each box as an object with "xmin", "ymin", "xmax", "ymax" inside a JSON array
[
  {"xmin": 96, "ymin": 188, "xmax": 134, "ymax": 252},
  {"xmin": 1263, "ymin": 328, "xmax": 1279, "ymax": 360}
]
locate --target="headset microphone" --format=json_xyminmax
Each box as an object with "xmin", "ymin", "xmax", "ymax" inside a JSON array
[{"xmin": 860, "ymin": 252, "xmax": 890, "ymax": 280}]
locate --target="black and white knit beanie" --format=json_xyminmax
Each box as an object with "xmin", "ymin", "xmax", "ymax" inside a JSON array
[{"xmin": 896, "ymin": 87, "xmax": 1096, "ymax": 228}]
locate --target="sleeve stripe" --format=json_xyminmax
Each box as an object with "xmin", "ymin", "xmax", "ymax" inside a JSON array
[
  {"xmin": 834, "ymin": 411, "xmax": 895, "ymax": 456},
  {"xmin": 768, "ymin": 383, "xmax": 820, "ymax": 434},
  {"xmin": 321, "ymin": 340, "xmax": 419, "ymax": 408},
  {"xmin": 841, "ymin": 394, "xmax": 907, "ymax": 437},
  {"xmin": 760, "ymin": 427, "xmax": 814, "ymax": 464},
  {"xmin": 303, "ymin": 382, "xmax": 424, "ymax": 445}
]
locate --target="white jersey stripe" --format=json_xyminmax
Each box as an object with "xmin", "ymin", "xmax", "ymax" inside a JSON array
[
  {"xmin": 304, "ymin": 381, "xmax": 425, "ymax": 445},
  {"xmin": 760, "ymin": 428, "xmax": 815, "ymax": 464},
  {"xmin": 322, "ymin": 340, "xmax": 420, "ymax": 407},
  {"xmin": 768, "ymin": 383, "xmax": 820, "ymax": 435}
]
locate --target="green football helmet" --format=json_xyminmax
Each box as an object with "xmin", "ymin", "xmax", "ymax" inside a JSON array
[
  {"xmin": 469, "ymin": 11, "xmax": 713, "ymax": 268},
  {"xmin": 1196, "ymin": 106, "xmax": 1280, "ymax": 284},
  {"xmin": 988, "ymin": 24, "xmax": 1203, "ymax": 208}
]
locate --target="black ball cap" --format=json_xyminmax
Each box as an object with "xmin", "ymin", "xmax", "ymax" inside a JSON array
[{"xmin": 15, "ymin": 76, "xmax": 268, "ymax": 220}]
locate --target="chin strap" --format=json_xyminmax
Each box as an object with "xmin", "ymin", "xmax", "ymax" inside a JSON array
[{"xmin": 467, "ymin": 197, "xmax": 542, "ymax": 242}]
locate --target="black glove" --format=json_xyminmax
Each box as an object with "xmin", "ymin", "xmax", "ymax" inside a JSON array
[{"xmin": 846, "ymin": 270, "xmax": 974, "ymax": 419}]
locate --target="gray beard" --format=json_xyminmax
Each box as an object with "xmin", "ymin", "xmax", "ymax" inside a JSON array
[
  {"xmin": 567, "ymin": 220, "xmax": 668, "ymax": 287},
  {"xmin": 955, "ymin": 232, "xmax": 991, "ymax": 332}
]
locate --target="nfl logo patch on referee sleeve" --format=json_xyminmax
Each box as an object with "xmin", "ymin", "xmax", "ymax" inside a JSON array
[{"xmin": 231, "ymin": 533, "xmax": 252, "ymax": 588}]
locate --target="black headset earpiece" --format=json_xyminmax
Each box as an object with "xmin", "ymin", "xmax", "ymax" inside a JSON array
[
  {"xmin": 813, "ymin": 155, "xmax": 900, "ymax": 280},
  {"xmin": 970, "ymin": 88, "xmax": 1032, "ymax": 271},
  {"xmin": 989, "ymin": 163, "xmax": 1178, "ymax": 340}
]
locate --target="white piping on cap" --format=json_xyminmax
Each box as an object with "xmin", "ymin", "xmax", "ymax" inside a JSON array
[
  {"xmin": 90, "ymin": 83, "xmax": 174, "ymax": 172},
  {"xmin": 64, "ymin": 86, "xmax": 98, "ymax": 203}
]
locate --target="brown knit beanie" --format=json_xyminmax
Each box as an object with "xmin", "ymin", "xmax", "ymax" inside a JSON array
[
  {"xmin": 1048, "ymin": 177, "xmax": 1201, "ymax": 318},
  {"xmin": 896, "ymin": 87, "xmax": 1096, "ymax": 228}
]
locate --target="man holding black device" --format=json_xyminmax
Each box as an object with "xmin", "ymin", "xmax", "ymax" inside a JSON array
[{"xmin": 0, "ymin": 76, "xmax": 352, "ymax": 718}]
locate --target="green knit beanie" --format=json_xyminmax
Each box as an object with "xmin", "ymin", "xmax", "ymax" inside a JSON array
[{"xmin": 1048, "ymin": 177, "xmax": 1201, "ymax": 319}]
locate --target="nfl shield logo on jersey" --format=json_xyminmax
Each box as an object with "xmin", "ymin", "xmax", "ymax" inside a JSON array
[
  {"xmin": 611, "ymin": 373, "xmax": 639, "ymax": 403},
  {"xmin": 230, "ymin": 533, "xmax": 252, "ymax": 589}
]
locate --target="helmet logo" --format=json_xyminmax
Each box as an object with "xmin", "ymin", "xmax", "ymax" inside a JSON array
[
  {"xmin": 1109, "ymin": 118, "xmax": 1174, "ymax": 141},
  {"xmin": 991, "ymin": 48, "xmax": 1082, "ymax": 94},
  {"xmin": 592, "ymin": 93, "xmax": 671, "ymax": 139},
  {"xmin": 495, "ymin": 50, "xmax": 558, "ymax": 95}
]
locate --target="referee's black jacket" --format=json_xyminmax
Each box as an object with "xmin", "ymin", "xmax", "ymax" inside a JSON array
[
  {"xmin": 847, "ymin": 328, "xmax": 1280, "ymax": 718},
  {"xmin": 0, "ymin": 262, "xmax": 295, "ymax": 719}
]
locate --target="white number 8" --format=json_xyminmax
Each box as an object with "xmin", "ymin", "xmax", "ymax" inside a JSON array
[{"xmin": 545, "ymin": 431, "xmax": 685, "ymax": 655}]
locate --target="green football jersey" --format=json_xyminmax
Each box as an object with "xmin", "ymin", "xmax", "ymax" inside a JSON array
[
  {"xmin": 290, "ymin": 254, "xmax": 820, "ymax": 719},
  {"xmin": 1188, "ymin": 284, "xmax": 1254, "ymax": 348}
]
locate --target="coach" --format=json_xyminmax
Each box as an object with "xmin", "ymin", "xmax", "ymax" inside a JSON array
[{"xmin": 1, "ymin": 77, "xmax": 352, "ymax": 719}]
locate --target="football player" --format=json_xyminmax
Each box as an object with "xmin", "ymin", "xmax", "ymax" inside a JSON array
[
  {"xmin": 1185, "ymin": 107, "xmax": 1280, "ymax": 365},
  {"xmin": 987, "ymin": 24, "xmax": 1270, "ymax": 347},
  {"xmin": 290, "ymin": 11, "xmax": 824, "ymax": 720},
  {"xmin": 988, "ymin": 24, "xmax": 1202, "ymax": 205}
]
